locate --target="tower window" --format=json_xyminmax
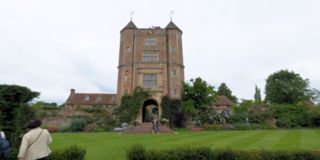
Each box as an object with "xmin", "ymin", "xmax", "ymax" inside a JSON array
[
  {"xmin": 143, "ymin": 51, "xmax": 158, "ymax": 62},
  {"xmin": 144, "ymin": 37, "xmax": 156, "ymax": 47},
  {"xmin": 143, "ymin": 74, "xmax": 157, "ymax": 88},
  {"xmin": 172, "ymin": 69, "xmax": 177, "ymax": 76},
  {"xmin": 124, "ymin": 76, "xmax": 128, "ymax": 82},
  {"xmin": 125, "ymin": 47, "xmax": 132, "ymax": 53},
  {"xmin": 169, "ymin": 47, "xmax": 176, "ymax": 53}
]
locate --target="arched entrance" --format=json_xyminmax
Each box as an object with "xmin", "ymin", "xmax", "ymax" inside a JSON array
[{"xmin": 142, "ymin": 99, "xmax": 158, "ymax": 123}]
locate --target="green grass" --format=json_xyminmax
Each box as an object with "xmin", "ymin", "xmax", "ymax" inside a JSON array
[{"xmin": 51, "ymin": 129, "xmax": 320, "ymax": 160}]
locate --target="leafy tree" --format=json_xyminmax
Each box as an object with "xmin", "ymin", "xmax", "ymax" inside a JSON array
[
  {"xmin": 0, "ymin": 84, "xmax": 39, "ymax": 158},
  {"xmin": 254, "ymin": 85, "xmax": 262, "ymax": 104},
  {"xmin": 182, "ymin": 77, "xmax": 216, "ymax": 111},
  {"xmin": 217, "ymin": 83, "xmax": 238, "ymax": 103},
  {"xmin": 117, "ymin": 87, "xmax": 151, "ymax": 124},
  {"xmin": 161, "ymin": 96, "xmax": 186, "ymax": 127},
  {"xmin": 307, "ymin": 88, "xmax": 320, "ymax": 105},
  {"xmin": 265, "ymin": 70, "xmax": 309, "ymax": 104},
  {"xmin": 182, "ymin": 77, "xmax": 216, "ymax": 126}
]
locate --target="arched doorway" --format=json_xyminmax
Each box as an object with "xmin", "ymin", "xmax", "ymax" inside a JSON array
[{"xmin": 142, "ymin": 99, "xmax": 158, "ymax": 123}]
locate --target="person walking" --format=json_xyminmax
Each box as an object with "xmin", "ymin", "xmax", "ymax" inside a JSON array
[
  {"xmin": 152, "ymin": 114, "xmax": 160, "ymax": 134},
  {"xmin": 18, "ymin": 119, "xmax": 52, "ymax": 160},
  {"xmin": 0, "ymin": 131, "xmax": 10, "ymax": 160}
]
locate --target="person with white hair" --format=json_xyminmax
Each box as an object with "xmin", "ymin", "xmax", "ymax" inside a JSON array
[
  {"xmin": 0, "ymin": 130, "xmax": 11, "ymax": 159},
  {"xmin": 0, "ymin": 131, "xmax": 5, "ymax": 139}
]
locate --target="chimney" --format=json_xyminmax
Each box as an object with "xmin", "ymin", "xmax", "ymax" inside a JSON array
[{"xmin": 71, "ymin": 88, "xmax": 75, "ymax": 94}]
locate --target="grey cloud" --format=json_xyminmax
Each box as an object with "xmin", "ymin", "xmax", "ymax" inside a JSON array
[{"xmin": 0, "ymin": 0, "xmax": 319, "ymax": 104}]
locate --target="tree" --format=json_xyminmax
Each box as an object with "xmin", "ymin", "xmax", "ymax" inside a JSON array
[
  {"xmin": 0, "ymin": 84, "xmax": 39, "ymax": 158},
  {"xmin": 161, "ymin": 96, "xmax": 186, "ymax": 128},
  {"xmin": 182, "ymin": 77, "xmax": 217, "ymax": 126},
  {"xmin": 182, "ymin": 77, "xmax": 216, "ymax": 111},
  {"xmin": 265, "ymin": 70, "xmax": 309, "ymax": 104},
  {"xmin": 308, "ymin": 88, "xmax": 320, "ymax": 105},
  {"xmin": 254, "ymin": 85, "xmax": 262, "ymax": 104},
  {"xmin": 117, "ymin": 87, "xmax": 151, "ymax": 124},
  {"xmin": 217, "ymin": 83, "xmax": 238, "ymax": 103}
]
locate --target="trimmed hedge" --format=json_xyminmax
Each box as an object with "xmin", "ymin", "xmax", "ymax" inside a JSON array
[
  {"xmin": 127, "ymin": 145, "xmax": 320, "ymax": 160},
  {"xmin": 50, "ymin": 145, "xmax": 86, "ymax": 160}
]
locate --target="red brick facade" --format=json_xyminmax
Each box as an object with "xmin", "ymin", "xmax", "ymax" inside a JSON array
[{"xmin": 116, "ymin": 21, "xmax": 185, "ymax": 122}]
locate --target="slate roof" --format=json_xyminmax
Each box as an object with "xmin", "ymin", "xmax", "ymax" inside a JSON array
[{"xmin": 65, "ymin": 90, "xmax": 117, "ymax": 105}]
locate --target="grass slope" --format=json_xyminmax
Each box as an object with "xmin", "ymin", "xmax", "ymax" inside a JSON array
[{"xmin": 51, "ymin": 129, "xmax": 320, "ymax": 160}]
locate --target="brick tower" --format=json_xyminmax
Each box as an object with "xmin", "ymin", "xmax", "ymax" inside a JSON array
[{"xmin": 116, "ymin": 20, "xmax": 185, "ymax": 123}]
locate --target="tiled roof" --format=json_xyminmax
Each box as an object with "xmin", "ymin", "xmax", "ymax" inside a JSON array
[
  {"xmin": 65, "ymin": 93, "xmax": 117, "ymax": 105},
  {"xmin": 121, "ymin": 21, "xmax": 137, "ymax": 31},
  {"xmin": 216, "ymin": 95, "xmax": 233, "ymax": 106},
  {"xmin": 165, "ymin": 21, "xmax": 182, "ymax": 32}
]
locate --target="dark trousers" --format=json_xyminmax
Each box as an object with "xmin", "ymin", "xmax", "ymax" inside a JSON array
[{"xmin": 37, "ymin": 156, "xmax": 49, "ymax": 160}]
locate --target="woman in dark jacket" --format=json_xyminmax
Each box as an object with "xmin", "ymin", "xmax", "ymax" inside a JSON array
[{"xmin": 0, "ymin": 131, "xmax": 11, "ymax": 160}]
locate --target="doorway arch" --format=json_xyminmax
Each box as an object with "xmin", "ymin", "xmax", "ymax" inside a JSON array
[{"xmin": 142, "ymin": 99, "xmax": 158, "ymax": 123}]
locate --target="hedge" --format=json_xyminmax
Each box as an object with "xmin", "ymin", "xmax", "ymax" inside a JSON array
[
  {"xmin": 49, "ymin": 145, "xmax": 86, "ymax": 160},
  {"xmin": 127, "ymin": 145, "xmax": 320, "ymax": 160}
]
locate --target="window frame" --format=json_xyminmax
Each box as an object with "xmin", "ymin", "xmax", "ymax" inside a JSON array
[
  {"xmin": 143, "ymin": 73, "xmax": 157, "ymax": 88},
  {"xmin": 143, "ymin": 51, "xmax": 158, "ymax": 62},
  {"xmin": 144, "ymin": 37, "xmax": 156, "ymax": 47}
]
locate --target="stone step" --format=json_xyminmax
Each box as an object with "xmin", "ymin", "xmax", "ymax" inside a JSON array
[{"xmin": 126, "ymin": 123, "xmax": 173, "ymax": 134}]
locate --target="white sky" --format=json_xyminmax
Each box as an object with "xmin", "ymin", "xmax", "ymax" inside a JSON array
[{"xmin": 0, "ymin": 0, "xmax": 319, "ymax": 104}]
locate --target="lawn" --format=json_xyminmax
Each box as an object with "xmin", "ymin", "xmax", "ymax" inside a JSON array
[{"xmin": 51, "ymin": 129, "xmax": 320, "ymax": 160}]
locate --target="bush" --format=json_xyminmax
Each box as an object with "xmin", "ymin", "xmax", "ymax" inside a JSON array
[
  {"xmin": 250, "ymin": 124, "xmax": 276, "ymax": 130},
  {"xmin": 127, "ymin": 145, "xmax": 320, "ymax": 160},
  {"xmin": 270, "ymin": 105, "xmax": 310, "ymax": 128},
  {"xmin": 308, "ymin": 107, "xmax": 320, "ymax": 127},
  {"xmin": 228, "ymin": 105, "xmax": 249, "ymax": 124},
  {"xmin": 47, "ymin": 126, "xmax": 59, "ymax": 133},
  {"xmin": 127, "ymin": 144, "xmax": 147, "ymax": 160},
  {"xmin": 233, "ymin": 123, "xmax": 251, "ymax": 130},
  {"xmin": 50, "ymin": 145, "xmax": 86, "ymax": 160},
  {"xmin": 203, "ymin": 124, "xmax": 233, "ymax": 130},
  {"xmin": 70, "ymin": 118, "xmax": 87, "ymax": 132}
]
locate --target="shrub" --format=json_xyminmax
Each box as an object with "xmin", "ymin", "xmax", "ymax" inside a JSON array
[
  {"xmin": 270, "ymin": 104, "xmax": 309, "ymax": 128},
  {"xmin": 203, "ymin": 124, "xmax": 223, "ymax": 130},
  {"xmin": 50, "ymin": 145, "xmax": 86, "ymax": 160},
  {"xmin": 127, "ymin": 144, "xmax": 147, "ymax": 160},
  {"xmin": 203, "ymin": 124, "xmax": 233, "ymax": 130},
  {"xmin": 308, "ymin": 107, "xmax": 320, "ymax": 127},
  {"xmin": 47, "ymin": 126, "xmax": 59, "ymax": 133},
  {"xmin": 233, "ymin": 123, "xmax": 251, "ymax": 130},
  {"xmin": 58, "ymin": 121, "xmax": 71, "ymax": 133},
  {"xmin": 127, "ymin": 145, "xmax": 320, "ymax": 160},
  {"xmin": 250, "ymin": 124, "xmax": 276, "ymax": 130},
  {"xmin": 70, "ymin": 118, "xmax": 87, "ymax": 132},
  {"xmin": 228, "ymin": 105, "xmax": 249, "ymax": 124},
  {"xmin": 84, "ymin": 123, "xmax": 98, "ymax": 132}
]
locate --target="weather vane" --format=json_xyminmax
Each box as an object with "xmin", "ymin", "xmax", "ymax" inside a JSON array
[
  {"xmin": 130, "ymin": 11, "xmax": 134, "ymax": 21},
  {"xmin": 170, "ymin": 10, "xmax": 174, "ymax": 21}
]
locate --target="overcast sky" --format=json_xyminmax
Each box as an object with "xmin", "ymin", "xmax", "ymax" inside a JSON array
[{"xmin": 1, "ymin": 0, "xmax": 319, "ymax": 104}]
